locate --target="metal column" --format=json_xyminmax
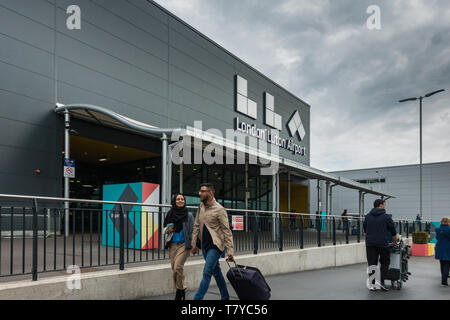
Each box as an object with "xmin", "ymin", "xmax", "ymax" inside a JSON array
[
  {"xmin": 179, "ymin": 162, "xmax": 183, "ymax": 193},
  {"xmin": 317, "ymin": 180, "xmax": 321, "ymax": 214},
  {"xmin": 64, "ymin": 110, "xmax": 70, "ymax": 237},
  {"xmin": 325, "ymin": 181, "xmax": 331, "ymax": 237},
  {"xmin": 288, "ymin": 172, "xmax": 291, "ymax": 213},
  {"xmin": 272, "ymin": 172, "xmax": 279, "ymax": 242},
  {"xmin": 245, "ymin": 160, "xmax": 248, "ymax": 232},
  {"xmin": 161, "ymin": 133, "xmax": 169, "ymax": 207}
]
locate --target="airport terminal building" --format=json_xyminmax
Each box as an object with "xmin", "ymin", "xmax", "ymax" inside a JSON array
[
  {"xmin": 318, "ymin": 162, "xmax": 450, "ymax": 222},
  {"xmin": 0, "ymin": 0, "xmax": 392, "ymax": 232}
]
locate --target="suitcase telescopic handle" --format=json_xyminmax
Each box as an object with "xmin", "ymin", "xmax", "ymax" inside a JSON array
[{"xmin": 226, "ymin": 258, "xmax": 244, "ymax": 279}]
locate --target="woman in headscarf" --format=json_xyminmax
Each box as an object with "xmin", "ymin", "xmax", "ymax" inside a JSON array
[
  {"xmin": 164, "ymin": 193, "xmax": 194, "ymax": 300},
  {"xmin": 435, "ymin": 217, "xmax": 450, "ymax": 286}
]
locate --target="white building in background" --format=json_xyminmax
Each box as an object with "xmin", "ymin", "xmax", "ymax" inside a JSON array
[{"xmin": 310, "ymin": 161, "xmax": 450, "ymax": 222}]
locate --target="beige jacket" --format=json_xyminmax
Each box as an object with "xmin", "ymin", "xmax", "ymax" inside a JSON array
[{"xmin": 191, "ymin": 198, "xmax": 234, "ymax": 256}]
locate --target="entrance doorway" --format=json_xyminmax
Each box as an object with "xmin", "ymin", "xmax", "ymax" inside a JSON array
[{"xmin": 65, "ymin": 129, "xmax": 161, "ymax": 232}]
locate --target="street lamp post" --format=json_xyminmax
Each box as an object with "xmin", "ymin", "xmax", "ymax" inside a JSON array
[{"xmin": 398, "ymin": 89, "xmax": 445, "ymax": 219}]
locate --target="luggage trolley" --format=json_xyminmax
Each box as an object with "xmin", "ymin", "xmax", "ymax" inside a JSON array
[{"xmin": 386, "ymin": 237, "xmax": 411, "ymax": 290}]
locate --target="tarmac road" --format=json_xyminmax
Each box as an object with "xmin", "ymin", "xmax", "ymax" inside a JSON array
[{"xmin": 145, "ymin": 256, "xmax": 448, "ymax": 300}]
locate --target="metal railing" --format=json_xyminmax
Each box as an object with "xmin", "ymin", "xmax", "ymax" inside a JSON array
[{"xmin": 0, "ymin": 194, "xmax": 430, "ymax": 281}]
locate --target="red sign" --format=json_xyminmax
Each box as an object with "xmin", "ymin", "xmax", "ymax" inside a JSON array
[{"xmin": 232, "ymin": 215, "xmax": 244, "ymax": 231}]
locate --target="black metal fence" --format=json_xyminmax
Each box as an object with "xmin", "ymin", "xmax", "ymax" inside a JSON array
[{"xmin": 0, "ymin": 194, "xmax": 425, "ymax": 281}]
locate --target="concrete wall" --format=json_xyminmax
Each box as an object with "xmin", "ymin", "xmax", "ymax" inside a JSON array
[{"xmin": 0, "ymin": 243, "xmax": 367, "ymax": 300}]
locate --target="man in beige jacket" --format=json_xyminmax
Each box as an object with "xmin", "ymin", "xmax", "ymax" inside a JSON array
[{"xmin": 191, "ymin": 183, "xmax": 234, "ymax": 300}]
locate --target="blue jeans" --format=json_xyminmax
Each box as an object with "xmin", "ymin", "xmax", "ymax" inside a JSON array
[{"xmin": 193, "ymin": 248, "xmax": 229, "ymax": 300}]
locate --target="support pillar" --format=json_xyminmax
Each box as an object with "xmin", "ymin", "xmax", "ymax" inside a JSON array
[
  {"xmin": 325, "ymin": 181, "xmax": 331, "ymax": 237},
  {"xmin": 64, "ymin": 110, "xmax": 70, "ymax": 237},
  {"xmin": 245, "ymin": 160, "xmax": 248, "ymax": 232},
  {"xmin": 272, "ymin": 172, "xmax": 279, "ymax": 242},
  {"xmin": 161, "ymin": 133, "xmax": 170, "ymax": 234},
  {"xmin": 288, "ymin": 172, "xmax": 291, "ymax": 213},
  {"xmin": 179, "ymin": 162, "xmax": 183, "ymax": 193}
]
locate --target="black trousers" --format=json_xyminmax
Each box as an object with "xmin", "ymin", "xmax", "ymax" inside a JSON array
[
  {"xmin": 440, "ymin": 260, "xmax": 450, "ymax": 284},
  {"xmin": 366, "ymin": 246, "xmax": 390, "ymax": 283}
]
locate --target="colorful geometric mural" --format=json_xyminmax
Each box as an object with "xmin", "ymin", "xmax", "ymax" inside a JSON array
[{"xmin": 102, "ymin": 182, "xmax": 160, "ymax": 249}]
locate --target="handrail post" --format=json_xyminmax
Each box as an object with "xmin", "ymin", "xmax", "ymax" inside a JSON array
[
  {"xmin": 278, "ymin": 213, "xmax": 283, "ymax": 251},
  {"xmin": 332, "ymin": 217, "xmax": 336, "ymax": 245},
  {"xmin": 299, "ymin": 215, "xmax": 304, "ymax": 249},
  {"xmin": 345, "ymin": 217, "xmax": 349, "ymax": 244},
  {"xmin": 119, "ymin": 204, "xmax": 125, "ymax": 271},
  {"xmin": 316, "ymin": 215, "xmax": 321, "ymax": 247},
  {"xmin": 357, "ymin": 219, "xmax": 361, "ymax": 243},
  {"xmin": 253, "ymin": 213, "xmax": 258, "ymax": 255},
  {"xmin": 406, "ymin": 220, "xmax": 409, "ymax": 238},
  {"xmin": 32, "ymin": 199, "xmax": 38, "ymax": 281}
]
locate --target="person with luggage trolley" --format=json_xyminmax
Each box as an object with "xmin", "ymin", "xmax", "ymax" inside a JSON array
[
  {"xmin": 363, "ymin": 199, "xmax": 398, "ymax": 291},
  {"xmin": 191, "ymin": 183, "xmax": 234, "ymax": 300}
]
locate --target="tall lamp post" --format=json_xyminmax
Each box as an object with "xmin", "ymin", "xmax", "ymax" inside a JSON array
[{"xmin": 398, "ymin": 89, "xmax": 445, "ymax": 219}]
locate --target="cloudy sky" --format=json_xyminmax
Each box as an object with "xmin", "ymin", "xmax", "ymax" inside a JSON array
[{"xmin": 155, "ymin": 0, "xmax": 450, "ymax": 172}]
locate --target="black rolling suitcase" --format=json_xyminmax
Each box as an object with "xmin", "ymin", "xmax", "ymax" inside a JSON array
[{"xmin": 226, "ymin": 260, "xmax": 271, "ymax": 300}]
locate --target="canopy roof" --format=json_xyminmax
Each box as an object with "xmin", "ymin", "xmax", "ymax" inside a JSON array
[{"xmin": 55, "ymin": 103, "xmax": 395, "ymax": 199}]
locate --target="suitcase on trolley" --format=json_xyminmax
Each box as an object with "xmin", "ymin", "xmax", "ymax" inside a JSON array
[
  {"xmin": 226, "ymin": 259, "xmax": 271, "ymax": 300},
  {"xmin": 385, "ymin": 239, "xmax": 411, "ymax": 290}
]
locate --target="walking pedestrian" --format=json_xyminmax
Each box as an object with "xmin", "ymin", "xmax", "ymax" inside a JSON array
[
  {"xmin": 363, "ymin": 199, "xmax": 398, "ymax": 291},
  {"xmin": 435, "ymin": 217, "xmax": 450, "ymax": 286},
  {"xmin": 191, "ymin": 183, "xmax": 234, "ymax": 300},
  {"xmin": 163, "ymin": 193, "xmax": 194, "ymax": 300}
]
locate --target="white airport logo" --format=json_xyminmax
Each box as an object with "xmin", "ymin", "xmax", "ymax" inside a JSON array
[
  {"xmin": 235, "ymin": 75, "xmax": 257, "ymax": 120},
  {"xmin": 234, "ymin": 74, "xmax": 307, "ymax": 142},
  {"xmin": 287, "ymin": 110, "xmax": 306, "ymax": 141},
  {"xmin": 235, "ymin": 75, "xmax": 282, "ymax": 131},
  {"xmin": 264, "ymin": 92, "xmax": 282, "ymax": 131}
]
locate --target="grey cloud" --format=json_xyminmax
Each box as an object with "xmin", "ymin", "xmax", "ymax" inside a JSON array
[{"xmin": 156, "ymin": 0, "xmax": 450, "ymax": 171}]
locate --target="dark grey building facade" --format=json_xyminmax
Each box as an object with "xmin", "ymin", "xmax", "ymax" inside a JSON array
[
  {"xmin": 0, "ymin": 0, "xmax": 312, "ymax": 211},
  {"xmin": 1, "ymin": 0, "xmax": 394, "ymax": 237}
]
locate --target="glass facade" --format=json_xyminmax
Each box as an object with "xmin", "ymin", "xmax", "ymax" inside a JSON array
[{"xmin": 172, "ymin": 163, "xmax": 273, "ymax": 211}]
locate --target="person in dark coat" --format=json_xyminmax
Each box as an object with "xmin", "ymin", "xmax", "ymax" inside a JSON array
[
  {"xmin": 163, "ymin": 193, "xmax": 194, "ymax": 300},
  {"xmin": 363, "ymin": 199, "xmax": 397, "ymax": 291},
  {"xmin": 435, "ymin": 217, "xmax": 450, "ymax": 286}
]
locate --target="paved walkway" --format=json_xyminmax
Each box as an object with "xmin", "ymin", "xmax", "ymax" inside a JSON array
[{"xmin": 145, "ymin": 256, "xmax": 448, "ymax": 300}]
